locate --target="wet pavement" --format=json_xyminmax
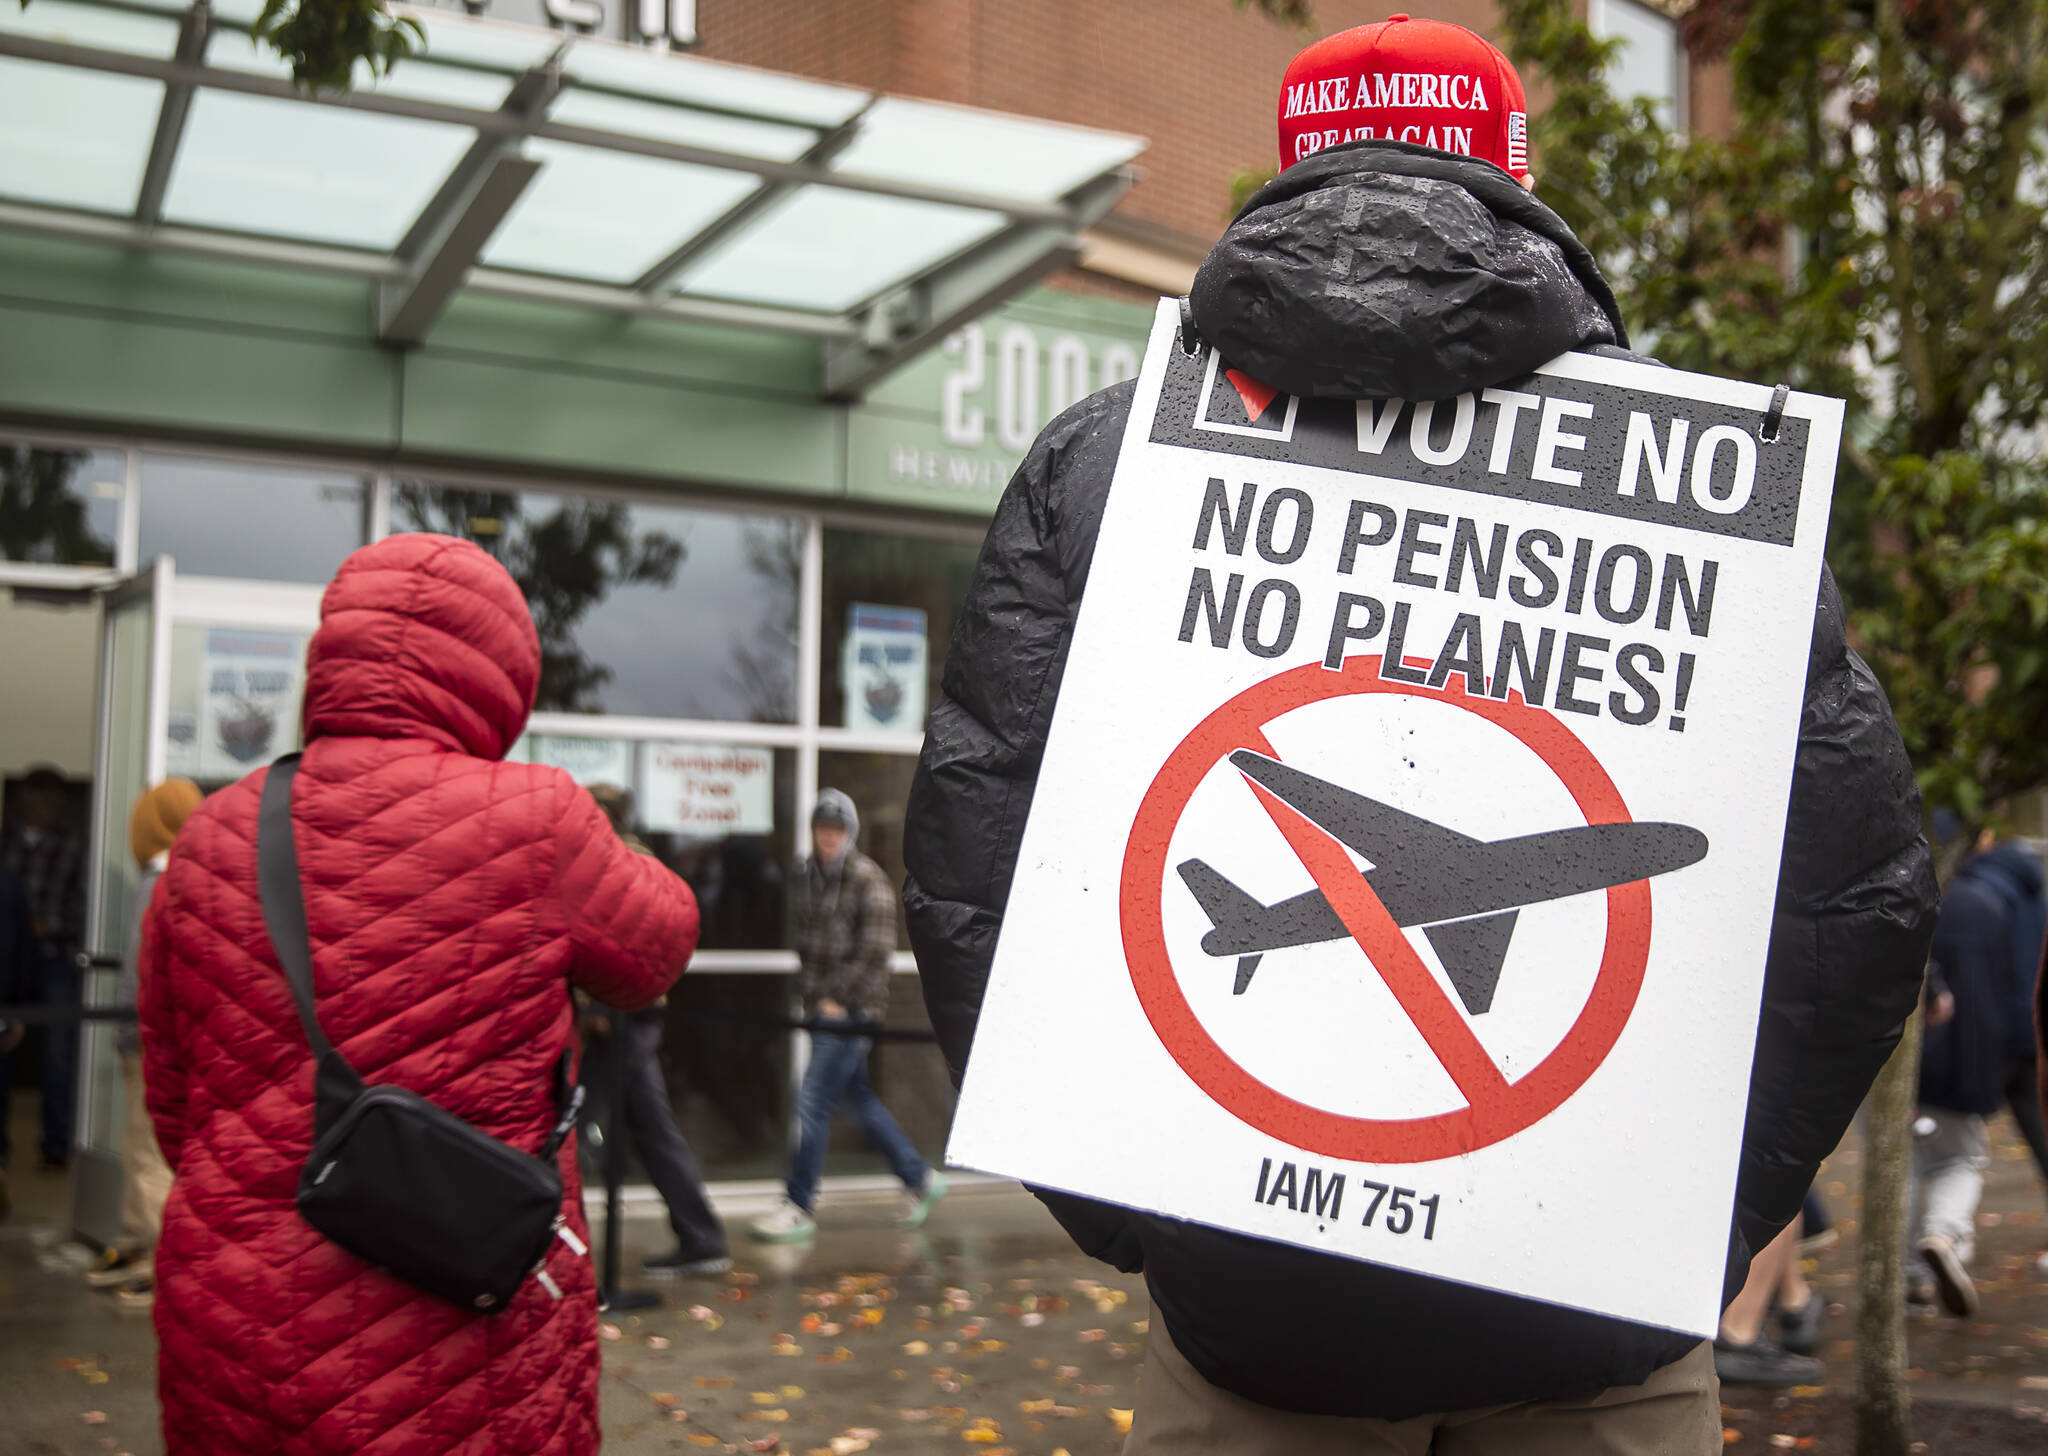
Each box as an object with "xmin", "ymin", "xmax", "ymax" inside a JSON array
[{"xmin": 3, "ymin": 1118, "xmax": 2045, "ymax": 1454}]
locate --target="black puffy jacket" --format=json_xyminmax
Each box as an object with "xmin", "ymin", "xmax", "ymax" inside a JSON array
[{"xmin": 904, "ymin": 141, "xmax": 1937, "ymax": 1419}]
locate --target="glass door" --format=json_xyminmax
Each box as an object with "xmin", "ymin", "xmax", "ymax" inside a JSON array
[{"xmin": 70, "ymin": 556, "xmax": 172, "ymax": 1247}]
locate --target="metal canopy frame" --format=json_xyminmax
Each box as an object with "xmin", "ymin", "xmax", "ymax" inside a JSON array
[{"xmin": 0, "ymin": 1, "xmax": 1141, "ymax": 396}]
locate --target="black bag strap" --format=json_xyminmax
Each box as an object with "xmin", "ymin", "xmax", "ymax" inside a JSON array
[
  {"xmin": 257, "ymin": 754, "xmax": 366, "ymax": 1134},
  {"xmin": 258, "ymin": 753, "xmax": 582, "ymax": 1149}
]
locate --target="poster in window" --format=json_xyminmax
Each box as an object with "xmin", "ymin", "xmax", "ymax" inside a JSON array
[
  {"xmin": 841, "ymin": 603, "xmax": 928, "ymax": 732},
  {"xmin": 638, "ymin": 742, "xmax": 775, "ymax": 836},
  {"xmin": 528, "ymin": 734, "xmax": 635, "ymax": 790},
  {"xmin": 197, "ymin": 629, "xmax": 303, "ymax": 780}
]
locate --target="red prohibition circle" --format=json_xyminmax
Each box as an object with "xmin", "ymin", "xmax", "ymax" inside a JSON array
[{"xmin": 1119, "ymin": 654, "xmax": 1652, "ymax": 1164}]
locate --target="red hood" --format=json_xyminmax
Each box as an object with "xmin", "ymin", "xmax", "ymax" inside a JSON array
[{"xmin": 303, "ymin": 534, "xmax": 540, "ymax": 759}]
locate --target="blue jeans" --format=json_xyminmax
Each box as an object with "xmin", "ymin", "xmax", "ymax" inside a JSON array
[{"xmin": 786, "ymin": 1028, "xmax": 928, "ymax": 1213}]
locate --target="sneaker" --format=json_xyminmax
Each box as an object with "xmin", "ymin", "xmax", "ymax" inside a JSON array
[
  {"xmin": 1713, "ymin": 1336, "xmax": 1826, "ymax": 1387},
  {"xmin": 899, "ymin": 1170, "xmax": 948, "ymax": 1229},
  {"xmin": 1775, "ymin": 1291, "xmax": 1824, "ymax": 1355},
  {"xmin": 1797, "ymin": 1226, "xmax": 1840, "ymax": 1256},
  {"xmin": 86, "ymin": 1252, "xmax": 154, "ymax": 1290},
  {"xmin": 642, "ymin": 1250, "xmax": 734, "ymax": 1279},
  {"xmin": 1916, "ymin": 1233, "xmax": 1978, "ymax": 1318},
  {"xmin": 747, "ymin": 1198, "xmax": 816, "ymax": 1243},
  {"xmin": 115, "ymin": 1279, "xmax": 155, "ymax": 1311}
]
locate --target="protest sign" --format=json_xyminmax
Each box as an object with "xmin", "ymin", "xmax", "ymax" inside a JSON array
[{"xmin": 945, "ymin": 298, "xmax": 1843, "ymax": 1336}]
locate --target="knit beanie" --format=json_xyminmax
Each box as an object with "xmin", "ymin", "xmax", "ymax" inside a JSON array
[{"xmin": 129, "ymin": 777, "xmax": 202, "ymax": 866}]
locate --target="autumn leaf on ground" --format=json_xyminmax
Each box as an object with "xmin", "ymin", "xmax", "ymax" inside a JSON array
[{"xmin": 1107, "ymin": 1409, "xmax": 1134, "ymax": 1434}]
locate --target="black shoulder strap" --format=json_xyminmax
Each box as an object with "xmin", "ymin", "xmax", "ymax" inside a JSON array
[{"xmin": 257, "ymin": 754, "xmax": 365, "ymax": 1132}]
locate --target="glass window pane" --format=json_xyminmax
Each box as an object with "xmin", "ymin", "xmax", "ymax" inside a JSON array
[
  {"xmin": 676, "ymin": 188, "xmax": 1003, "ymax": 313},
  {"xmin": 832, "ymin": 98, "xmax": 1143, "ymax": 205},
  {"xmin": 548, "ymin": 88, "xmax": 819, "ymax": 161},
  {"xmin": 1, "ymin": 441, "xmax": 124, "ymax": 567},
  {"xmin": 405, "ymin": 12, "xmax": 565, "ymax": 74},
  {"xmin": 518, "ymin": 734, "xmax": 796, "ymax": 952},
  {"xmin": 658, "ymin": 974, "xmax": 794, "ymax": 1180},
  {"xmin": 1602, "ymin": 0, "xmax": 1681, "ymax": 121},
  {"xmin": 206, "ymin": 30, "xmax": 515, "ymax": 111},
  {"xmin": 0, "ymin": 61, "xmax": 162, "ymax": 214},
  {"xmin": 0, "ymin": 0, "xmax": 181, "ymax": 56},
  {"xmin": 163, "ymin": 623, "xmax": 309, "ymax": 789},
  {"xmin": 482, "ymin": 140, "xmax": 762, "ymax": 283},
  {"xmin": 139, "ymin": 455, "xmax": 370, "ymax": 582},
  {"xmin": 820, "ymin": 529, "xmax": 982, "ymax": 732},
  {"xmin": 163, "ymin": 91, "xmax": 476, "ymax": 249},
  {"xmin": 394, "ymin": 483, "xmax": 801, "ymax": 723},
  {"xmin": 561, "ymin": 41, "xmax": 869, "ymax": 129}
]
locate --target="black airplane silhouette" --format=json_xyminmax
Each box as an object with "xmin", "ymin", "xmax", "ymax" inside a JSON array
[{"xmin": 1177, "ymin": 750, "xmax": 1710, "ymax": 1012}]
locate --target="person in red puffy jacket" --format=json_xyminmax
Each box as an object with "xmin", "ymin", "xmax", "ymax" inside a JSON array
[{"xmin": 138, "ymin": 533, "xmax": 699, "ymax": 1455}]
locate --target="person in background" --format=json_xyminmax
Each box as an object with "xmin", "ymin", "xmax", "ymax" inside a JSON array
[
  {"xmin": 139, "ymin": 535, "xmax": 699, "ymax": 1456},
  {"xmin": 581, "ymin": 782, "xmax": 732, "ymax": 1279},
  {"xmin": 1925, "ymin": 835, "xmax": 2039, "ymax": 1269},
  {"xmin": 0, "ymin": 765, "xmax": 86, "ymax": 1170},
  {"xmin": 1713, "ymin": 1219, "xmax": 1823, "ymax": 1386},
  {"xmin": 749, "ymin": 790, "xmax": 945, "ymax": 1242},
  {"xmin": 0, "ymin": 863, "xmax": 29, "ymax": 1220},
  {"xmin": 1909, "ymin": 842, "xmax": 2012, "ymax": 1317},
  {"xmin": 1954, "ymin": 832, "xmax": 2048, "ymax": 1267},
  {"xmin": 82, "ymin": 777, "xmax": 203, "ymax": 1307}
]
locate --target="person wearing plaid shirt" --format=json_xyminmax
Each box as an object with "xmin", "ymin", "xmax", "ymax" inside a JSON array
[
  {"xmin": 1, "ymin": 766, "xmax": 86, "ymax": 1169},
  {"xmin": 749, "ymin": 789, "xmax": 946, "ymax": 1242}
]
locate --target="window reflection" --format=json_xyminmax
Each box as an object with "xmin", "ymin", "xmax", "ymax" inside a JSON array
[
  {"xmin": 0, "ymin": 441, "xmax": 122, "ymax": 567},
  {"xmin": 395, "ymin": 483, "xmax": 800, "ymax": 722},
  {"xmin": 661, "ymin": 975, "xmax": 794, "ymax": 1180},
  {"xmin": 139, "ymin": 456, "xmax": 369, "ymax": 582},
  {"xmin": 820, "ymin": 529, "xmax": 982, "ymax": 731}
]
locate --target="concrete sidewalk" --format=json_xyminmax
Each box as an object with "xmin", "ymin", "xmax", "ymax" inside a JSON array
[{"xmin": 3, "ymin": 1123, "xmax": 2045, "ymax": 1455}]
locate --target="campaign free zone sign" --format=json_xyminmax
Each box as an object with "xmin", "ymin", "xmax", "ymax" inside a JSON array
[{"xmin": 946, "ymin": 299, "xmax": 1843, "ymax": 1338}]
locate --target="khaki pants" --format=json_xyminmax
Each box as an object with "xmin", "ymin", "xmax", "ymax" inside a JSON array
[
  {"xmin": 119, "ymin": 1054, "xmax": 173, "ymax": 1251},
  {"xmin": 1126, "ymin": 1321, "xmax": 1720, "ymax": 1456}
]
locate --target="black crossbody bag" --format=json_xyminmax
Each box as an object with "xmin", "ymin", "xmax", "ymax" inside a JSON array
[{"xmin": 257, "ymin": 754, "xmax": 586, "ymax": 1313}]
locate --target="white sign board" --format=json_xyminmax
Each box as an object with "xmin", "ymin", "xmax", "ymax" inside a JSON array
[
  {"xmin": 841, "ymin": 603, "xmax": 929, "ymax": 732},
  {"xmin": 638, "ymin": 742, "xmax": 775, "ymax": 836},
  {"xmin": 197, "ymin": 628, "xmax": 303, "ymax": 780},
  {"xmin": 946, "ymin": 299, "xmax": 1842, "ymax": 1337}
]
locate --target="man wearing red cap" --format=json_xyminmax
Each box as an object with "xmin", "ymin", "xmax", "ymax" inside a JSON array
[{"xmin": 905, "ymin": 15, "xmax": 1933, "ymax": 1452}]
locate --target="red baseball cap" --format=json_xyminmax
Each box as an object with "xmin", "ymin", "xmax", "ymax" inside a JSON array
[{"xmin": 1277, "ymin": 14, "xmax": 1530, "ymax": 179}]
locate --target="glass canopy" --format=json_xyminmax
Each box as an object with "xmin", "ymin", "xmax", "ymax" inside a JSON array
[{"xmin": 0, "ymin": 0, "xmax": 1144, "ymax": 393}]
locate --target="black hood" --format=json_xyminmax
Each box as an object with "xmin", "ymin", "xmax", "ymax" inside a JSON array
[{"xmin": 1189, "ymin": 140, "xmax": 1628, "ymax": 403}]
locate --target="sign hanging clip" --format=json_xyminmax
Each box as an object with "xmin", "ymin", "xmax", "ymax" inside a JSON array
[{"xmin": 1759, "ymin": 383, "xmax": 1791, "ymax": 443}]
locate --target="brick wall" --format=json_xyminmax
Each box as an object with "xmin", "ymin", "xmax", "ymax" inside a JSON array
[{"xmin": 695, "ymin": 1, "xmax": 1504, "ymax": 250}]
